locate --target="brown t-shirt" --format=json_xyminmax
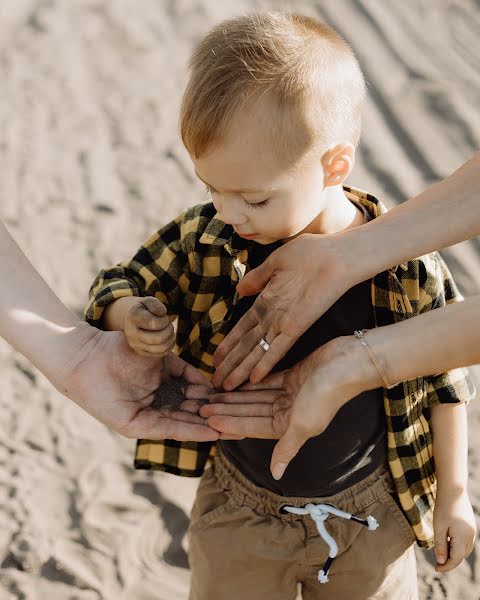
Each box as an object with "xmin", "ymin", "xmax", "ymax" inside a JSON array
[{"xmin": 220, "ymin": 203, "xmax": 387, "ymax": 497}]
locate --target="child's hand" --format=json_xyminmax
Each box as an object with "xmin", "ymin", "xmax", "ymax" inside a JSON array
[
  {"xmin": 433, "ymin": 488, "xmax": 477, "ymax": 572},
  {"xmin": 124, "ymin": 297, "xmax": 175, "ymax": 357}
]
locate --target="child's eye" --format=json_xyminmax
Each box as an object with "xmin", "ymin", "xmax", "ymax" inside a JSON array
[
  {"xmin": 244, "ymin": 198, "xmax": 270, "ymax": 210},
  {"xmin": 205, "ymin": 184, "xmax": 269, "ymax": 209}
]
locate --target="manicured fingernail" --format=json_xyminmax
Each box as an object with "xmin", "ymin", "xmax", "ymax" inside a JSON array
[
  {"xmin": 272, "ymin": 463, "xmax": 287, "ymax": 480},
  {"xmin": 437, "ymin": 555, "xmax": 445, "ymax": 564}
]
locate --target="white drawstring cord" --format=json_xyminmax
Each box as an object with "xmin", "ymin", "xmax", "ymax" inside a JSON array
[{"xmin": 283, "ymin": 503, "xmax": 379, "ymax": 583}]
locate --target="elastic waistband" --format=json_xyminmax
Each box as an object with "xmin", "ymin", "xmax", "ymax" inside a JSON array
[{"xmin": 213, "ymin": 448, "xmax": 394, "ymax": 519}]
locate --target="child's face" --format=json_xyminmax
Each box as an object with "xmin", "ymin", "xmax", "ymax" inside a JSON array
[{"xmin": 192, "ymin": 104, "xmax": 329, "ymax": 245}]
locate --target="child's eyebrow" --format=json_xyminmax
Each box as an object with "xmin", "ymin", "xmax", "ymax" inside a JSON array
[{"xmin": 194, "ymin": 171, "xmax": 275, "ymax": 194}]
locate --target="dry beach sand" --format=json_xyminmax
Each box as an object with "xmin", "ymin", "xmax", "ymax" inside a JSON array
[{"xmin": 1, "ymin": 1, "xmax": 480, "ymax": 598}]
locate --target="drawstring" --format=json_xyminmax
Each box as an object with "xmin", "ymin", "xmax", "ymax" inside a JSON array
[{"xmin": 283, "ymin": 503, "xmax": 379, "ymax": 583}]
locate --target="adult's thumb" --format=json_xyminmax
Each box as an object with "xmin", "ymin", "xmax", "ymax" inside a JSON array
[
  {"xmin": 141, "ymin": 296, "xmax": 167, "ymax": 317},
  {"xmin": 237, "ymin": 259, "xmax": 274, "ymax": 297},
  {"xmin": 270, "ymin": 427, "xmax": 304, "ymax": 481}
]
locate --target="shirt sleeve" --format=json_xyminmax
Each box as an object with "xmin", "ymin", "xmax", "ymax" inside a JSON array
[
  {"xmin": 418, "ymin": 252, "xmax": 476, "ymax": 407},
  {"xmin": 84, "ymin": 211, "xmax": 190, "ymax": 328}
]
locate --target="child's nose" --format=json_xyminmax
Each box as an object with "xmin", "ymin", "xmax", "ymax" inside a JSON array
[{"xmin": 216, "ymin": 196, "xmax": 247, "ymax": 226}]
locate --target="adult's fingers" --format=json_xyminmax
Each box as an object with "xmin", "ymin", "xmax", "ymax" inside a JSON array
[
  {"xmin": 166, "ymin": 408, "xmax": 206, "ymax": 423},
  {"xmin": 185, "ymin": 383, "xmax": 215, "ymax": 400},
  {"xmin": 218, "ymin": 433, "xmax": 246, "ymax": 440},
  {"xmin": 237, "ymin": 371, "xmax": 286, "ymax": 390},
  {"xmin": 129, "ymin": 412, "xmax": 220, "ymax": 441},
  {"xmin": 212, "ymin": 324, "xmax": 263, "ymax": 388},
  {"xmin": 206, "ymin": 389, "xmax": 278, "ymax": 405},
  {"xmin": 181, "ymin": 363, "xmax": 214, "ymax": 387},
  {"xmin": 186, "ymin": 373, "xmax": 285, "ymax": 402},
  {"xmin": 221, "ymin": 329, "xmax": 276, "ymax": 390},
  {"xmin": 176, "ymin": 399, "xmax": 207, "ymax": 414},
  {"xmin": 200, "ymin": 402, "xmax": 273, "ymax": 418},
  {"xmin": 213, "ymin": 309, "xmax": 258, "ymax": 367},
  {"xmin": 249, "ymin": 332, "xmax": 296, "ymax": 384},
  {"xmin": 270, "ymin": 425, "xmax": 305, "ymax": 480},
  {"xmin": 166, "ymin": 356, "xmax": 213, "ymax": 387},
  {"xmin": 235, "ymin": 258, "xmax": 275, "ymax": 297},
  {"xmin": 161, "ymin": 420, "xmax": 220, "ymax": 441},
  {"xmin": 207, "ymin": 414, "xmax": 275, "ymax": 438}
]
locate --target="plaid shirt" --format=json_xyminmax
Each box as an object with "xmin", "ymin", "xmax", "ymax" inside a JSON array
[{"xmin": 85, "ymin": 186, "xmax": 475, "ymax": 549}]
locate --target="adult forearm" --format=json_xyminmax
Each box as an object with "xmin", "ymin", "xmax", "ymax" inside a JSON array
[
  {"xmin": 0, "ymin": 221, "xmax": 98, "ymax": 385},
  {"xmin": 343, "ymin": 151, "xmax": 480, "ymax": 283},
  {"xmin": 362, "ymin": 296, "xmax": 480, "ymax": 385}
]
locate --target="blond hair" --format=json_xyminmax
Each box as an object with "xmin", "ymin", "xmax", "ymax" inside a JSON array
[{"xmin": 180, "ymin": 12, "xmax": 366, "ymax": 164}]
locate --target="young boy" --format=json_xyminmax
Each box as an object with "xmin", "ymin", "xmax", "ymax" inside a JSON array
[{"xmin": 84, "ymin": 12, "xmax": 476, "ymax": 599}]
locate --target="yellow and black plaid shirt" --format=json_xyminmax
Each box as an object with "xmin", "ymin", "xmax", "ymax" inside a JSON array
[{"xmin": 85, "ymin": 186, "xmax": 475, "ymax": 549}]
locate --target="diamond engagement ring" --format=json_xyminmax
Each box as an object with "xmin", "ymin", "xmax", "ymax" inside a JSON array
[{"xmin": 259, "ymin": 338, "xmax": 270, "ymax": 352}]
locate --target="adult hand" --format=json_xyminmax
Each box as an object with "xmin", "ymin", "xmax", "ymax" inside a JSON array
[
  {"xmin": 212, "ymin": 233, "xmax": 357, "ymax": 391},
  {"xmin": 57, "ymin": 324, "xmax": 222, "ymax": 441},
  {"xmin": 195, "ymin": 336, "xmax": 376, "ymax": 479}
]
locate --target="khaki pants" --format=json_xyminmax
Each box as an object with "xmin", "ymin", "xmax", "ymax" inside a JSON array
[{"xmin": 188, "ymin": 449, "xmax": 418, "ymax": 600}]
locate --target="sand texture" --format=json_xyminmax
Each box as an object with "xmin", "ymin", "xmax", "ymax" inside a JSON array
[{"xmin": 0, "ymin": 1, "xmax": 479, "ymax": 598}]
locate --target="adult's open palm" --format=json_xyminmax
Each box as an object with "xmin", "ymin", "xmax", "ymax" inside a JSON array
[{"xmin": 59, "ymin": 328, "xmax": 221, "ymax": 441}]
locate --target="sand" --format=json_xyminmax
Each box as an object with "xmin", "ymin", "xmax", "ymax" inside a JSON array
[{"xmin": 0, "ymin": 1, "xmax": 479, "ymax": 598}]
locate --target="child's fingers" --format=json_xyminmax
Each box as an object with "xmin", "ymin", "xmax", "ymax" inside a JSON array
[
  {"xmin": 434, "ymin": 526, "xmax": 449, "ymax": 567},
  {"xmin": 138, "ymin": 326, "xmax": 175, "ymax": 346},
  {"xmin": 137, "ymin": 341, "xmax": 175, "ymax": 355},
  {"xmin": 131, "ymin": 301, "xmax": 170, "ymax": 331},
  {"xmin": 140, "ymin": 296, "xmax": 168, "ymax": 317},
  {"xmin": 435, "ymin": 536, "xmax": 464, "ymax": 572}
]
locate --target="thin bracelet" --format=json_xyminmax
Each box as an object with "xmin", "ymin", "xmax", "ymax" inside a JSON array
[{"xmin": 353, "ymin": 329, "xmax": 396, "ymax": 389}]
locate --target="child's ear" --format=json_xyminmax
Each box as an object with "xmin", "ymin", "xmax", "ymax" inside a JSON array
[{"xmin": 322, "ymin": 143, "xmax": 355, "ymax": 187}]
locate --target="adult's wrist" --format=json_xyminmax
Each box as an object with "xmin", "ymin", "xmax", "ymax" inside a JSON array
[
  {"xmin": 339, "ymin": 334, "xmax": 385, "ymax": 393},
  {"xmin": 329, "ymin": 226, "xmax": 374, "ymax": 289},
  {"xmin": 314, "ymin": 335, "xmax": 384, "ymax": 402},
  {"xmin": 31, "ymin": 319, "xmax": 102, "ymax": 394}
]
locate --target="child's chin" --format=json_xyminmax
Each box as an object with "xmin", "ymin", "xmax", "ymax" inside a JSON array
[{"xmin": 255, "ymin": 237, "xmax": 273, "ymax": 245}]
